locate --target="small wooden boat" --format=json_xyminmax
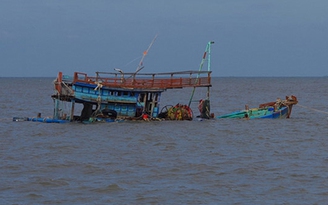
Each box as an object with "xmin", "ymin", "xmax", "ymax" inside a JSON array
[{"xmin": 217, "ymin": 95, "xmax": 298, "ymax": 119}]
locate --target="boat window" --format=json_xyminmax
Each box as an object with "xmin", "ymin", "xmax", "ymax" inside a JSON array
[
  {"xmin": 139, "ymin": 93, "xmax": 145, "ymax": 101},
  {"xmin": 82, "ymin": 87, "xmax": 89, "ymax": 93}
]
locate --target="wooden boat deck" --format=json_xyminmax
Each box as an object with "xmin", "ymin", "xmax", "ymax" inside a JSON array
[{"xmin": 72, "ymin": 70, "xmax": 212, "ymax": 90}]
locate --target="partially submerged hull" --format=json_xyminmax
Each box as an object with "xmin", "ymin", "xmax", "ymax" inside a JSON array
[
  {"xmin": 217, "ymin": 106, "xmax": 289, "ymax": 119},
  {"xmin": 47, "ymin": 41, "xmax": 214, "ymax": 123},
  {"xmin": 217, "ymin": 95, "xmax": 298, "ymax": 119},
  {"xmin": 51, "ymin": 70, "xmax": 212, "ymax": 122},
  {"xmin": 13, "ymin": 40, "xmax": 215, "ymax": 123}
]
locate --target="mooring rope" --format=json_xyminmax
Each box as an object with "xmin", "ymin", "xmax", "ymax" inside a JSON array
[
  {"xmin": 62, "ymin": 81, "xmax": 74, "ymax": 95},
  {"xmin": 296, "ymin": 104, "xmax": 328, "ymax": 115},
  {"xmin": 0, "ymin": 118, "xmax": 13, "ymax": 121},
  {"xmin": 90, "ymin": 81, "xmax": 103, "ymax": 118}
]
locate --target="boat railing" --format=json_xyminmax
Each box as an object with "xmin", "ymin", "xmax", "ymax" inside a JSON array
[{"xmin": 73, "ymin": 71, "xmax": 211, "ymax": 89}]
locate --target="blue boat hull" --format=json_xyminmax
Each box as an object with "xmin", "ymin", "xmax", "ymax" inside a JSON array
[
  {"xmin": 13, "ymin": 117, "xmax": 68, "ymax": 123},
  {"xmin": 217, "ymin": 106, "xmax": 290, "ymax": 119}
]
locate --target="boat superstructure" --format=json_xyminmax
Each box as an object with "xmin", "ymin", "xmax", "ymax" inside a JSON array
[
  {"xmin": 51, "ymin": 40, "xmax": 215, "ymax": 122},
  {"xmin": 52, "ymin": 69, "xmax": 212, "ymax": 122}
]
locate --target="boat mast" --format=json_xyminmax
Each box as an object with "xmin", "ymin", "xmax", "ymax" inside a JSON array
[
  {"xmin": 125, "ymin": 34, "xmax": 158, "ymax": 81},
  {"xmin": 134, "ymin": 34, "xmax": 158, "ymax": 75},
  {"xmin": 188, "ymin": 41, "xmax": 214, "ymax": 107}
]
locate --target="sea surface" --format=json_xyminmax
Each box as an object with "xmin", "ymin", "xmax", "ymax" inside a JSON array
[{"xmin": 1, "ymin": 77, "xmax": 328, "ymax": 204}]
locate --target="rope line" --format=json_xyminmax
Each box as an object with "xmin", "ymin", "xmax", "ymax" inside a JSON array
[
  {"xmin": 0, "ymin": 118, "xmax": 14, "ymax": 121},
  {"xmin": 296, "ymin": 104, "xmax": 328, "ymax": 115}
]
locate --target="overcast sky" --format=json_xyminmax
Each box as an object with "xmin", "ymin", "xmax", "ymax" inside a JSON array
[{"xmin": 1, "ymin": 0, "xmax": 327, "ymax": 77}]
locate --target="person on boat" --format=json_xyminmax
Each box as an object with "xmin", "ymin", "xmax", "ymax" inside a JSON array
[{"xmin": 198, "ymin": 99, "xmax": 204, "ymax": 114}]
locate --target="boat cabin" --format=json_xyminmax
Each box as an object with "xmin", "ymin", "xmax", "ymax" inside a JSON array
[{"xmin": 52, "ymin": 70, "xmax": 212, "ymax": 121}]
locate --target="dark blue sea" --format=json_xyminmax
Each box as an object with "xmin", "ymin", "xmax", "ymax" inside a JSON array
[{"xmin": 1, "ymin": 77, "xmax": 328, "ymax": 204}]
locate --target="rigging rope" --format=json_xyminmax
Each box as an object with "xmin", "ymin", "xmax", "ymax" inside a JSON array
[
  {"xmin": 91, "ymin": 82, "xmax": 103, "ymax": 117},
  {"xmin": 296, "ymin": 104, "xmax": 328, "ymax": 115},
  {"xmin": 123, "ymin": 56, "xmax": 143, "ymax": 68}
]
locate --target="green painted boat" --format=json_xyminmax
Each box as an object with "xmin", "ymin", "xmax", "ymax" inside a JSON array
[{"xmin": 217, "ymin": 95, "xmax": 298, "ymax": 119}]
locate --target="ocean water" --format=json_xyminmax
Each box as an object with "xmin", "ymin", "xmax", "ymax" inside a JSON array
[{"xmin": 1, "ymin": 77, "xmax": 328, "ymax": 204}]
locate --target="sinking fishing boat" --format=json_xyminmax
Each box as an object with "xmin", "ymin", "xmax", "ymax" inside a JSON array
[
  {"xmin": 14, "ymin": 40, "xmax": 215, "ymax": 123},
  {"xmin": 217, "ymin": 95, "xmax": 298, "ymax": 119}
]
